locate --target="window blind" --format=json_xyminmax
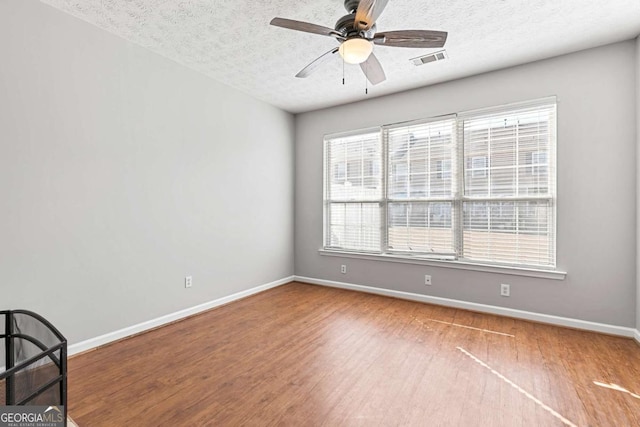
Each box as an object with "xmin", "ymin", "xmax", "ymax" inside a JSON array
[
  {"xmin": 385, "ymin": 118, "xmax": 457, "ymax": 257},
  {"xmin": 459, "ymin": 102, "xmax": 556, "ymax": 267},
  {"xmin": 324, "ymin": 131, "xmax": 382, "ymax": 251},
  {"xmin": 323, "ymin": 98, "xmax": 557, "ymax": 269}
]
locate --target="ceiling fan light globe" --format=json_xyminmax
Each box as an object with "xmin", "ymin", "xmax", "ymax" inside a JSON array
[{"xmin": 339, "ymin": 38, "xmax": 373, "ymax": 64}]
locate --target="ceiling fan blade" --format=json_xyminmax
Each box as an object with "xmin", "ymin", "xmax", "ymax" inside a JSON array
[
  {"xmin": 295, "ymin": 47, "xmax": 340, "ymax": 78},
  {"xmin": 270, "ymin": 17, "xmax": 341, "ymax": 38},
  {"xmin": 360, "ymin": 52, "xmax": 386, "ymax": 85},
  {"xmin": 374, "ymin": 30, "xmax": 448, "ymax": 48},
  {"xmin": 355, "ymin": 0, "xmax": 389, "ymax": 31}
]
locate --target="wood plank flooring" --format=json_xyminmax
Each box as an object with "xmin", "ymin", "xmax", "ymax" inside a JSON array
[{"xmin": 67, "ymin": 282, "xmax": 640, "ymax": 426}]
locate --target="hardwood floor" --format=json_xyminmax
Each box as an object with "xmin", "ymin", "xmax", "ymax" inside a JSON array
[{"xmin": 68, "ymin": 282, "xmax": 640, "ymax": 426}]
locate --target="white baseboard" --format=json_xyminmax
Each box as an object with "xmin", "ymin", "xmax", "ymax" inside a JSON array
[
  {"xmin": 295, "ymin": 276, "xmax": 638, "ymax": 339},
  {"xmin": 635, "ymin": 329, "xmax": 640, "ymax": 345},
  {"xmin": 68, "ymin": 276, "xmax": 293, "ymax": 356}
]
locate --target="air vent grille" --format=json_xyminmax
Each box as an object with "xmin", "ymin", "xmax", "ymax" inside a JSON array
[{"xmin": 411, "ymin": 50, "xmax": 448, "ymax": 66}]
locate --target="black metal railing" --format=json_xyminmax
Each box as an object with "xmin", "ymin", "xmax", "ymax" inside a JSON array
[{"xmin": 1, "ymin": 310, "xmax": 67, "ymax": 425}]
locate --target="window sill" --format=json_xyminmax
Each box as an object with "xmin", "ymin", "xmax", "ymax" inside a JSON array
[{"xmin": 318, "ymin": 249, "xmax": 566, "ymax": 280}]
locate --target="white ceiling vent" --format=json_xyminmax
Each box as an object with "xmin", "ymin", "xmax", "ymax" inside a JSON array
[{"xmin": 411, "ymin": 50, "xmax": 448, "ymax": 66}]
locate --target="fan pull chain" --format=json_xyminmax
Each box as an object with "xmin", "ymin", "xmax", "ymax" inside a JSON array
[
  {"xmin": 365, "ymin": 61, "xmax": 368, "ymax": 95},
  {"xmin": 342, "ymin": 56, "xmax": 345, "ymax": 85}
]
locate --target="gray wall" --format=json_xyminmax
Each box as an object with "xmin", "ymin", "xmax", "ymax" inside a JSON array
[
  {"xmin": 637, "ymin": 37, "xmax": 640, "ymax": 333},
  {"xmin": 295, "ymin": 41, "xmax": 637, "ymax": 327},
  {"xmin": 0, "ymin": 1, "xmax": 294, "ymax": 345}
]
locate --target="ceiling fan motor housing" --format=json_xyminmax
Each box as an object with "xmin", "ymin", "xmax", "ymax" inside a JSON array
[{"xmin": 335, "ymin": 13, "xmax": 376, "ymax": 38}]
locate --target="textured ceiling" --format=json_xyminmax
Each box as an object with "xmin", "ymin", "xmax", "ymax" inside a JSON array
[{"xmin": 40, "ymin": 0, "xmax": 640, "ymax": 113}]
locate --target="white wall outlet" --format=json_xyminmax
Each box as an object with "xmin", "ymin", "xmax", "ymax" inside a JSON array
[
  {"xmin": 185, "ymin": 276, "xmax": 193, "ymax": 288},
  {"xmin": 340, "ymin": 265, "xmax": 347, "ymax": 274},
  {"xmin": 500, "ymin": 283, "xmax": 510, "ymax": 297},
  {"xmin": 424, "ymin": 275, "xmax": 432, "ymax": 285}
]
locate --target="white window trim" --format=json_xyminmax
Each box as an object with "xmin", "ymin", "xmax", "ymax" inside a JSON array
[
  {"xmin": 318, "ymin": 248, "xmax": 567, "ymax": 280},
  {"xmin": 322, "ymin": 97, "xmax": 561, "ymax": 276}
]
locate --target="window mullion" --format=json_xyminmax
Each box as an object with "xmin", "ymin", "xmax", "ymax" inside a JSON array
[
  {"xmin": 515, "ymin": 120, "xmax": 520, "ymax": 197},
  {"xmin": 381, "ymin": 129, "xmax": 388, "ymax": 254},
  {"xmin": 455, "ymin": 118, "xmax": 464, "ymax": 260}
]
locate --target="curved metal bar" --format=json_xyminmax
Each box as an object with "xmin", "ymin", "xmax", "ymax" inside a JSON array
[{"xmin": 10, "ymin": 309, "xmax": 67, "ymax": 342}]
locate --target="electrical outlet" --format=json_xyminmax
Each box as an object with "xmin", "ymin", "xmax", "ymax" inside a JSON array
[
  {"xmin": 340, "ymin": 265, "xmax": 347, "ymax": 274},
  {"xmin": 424, "ymin": 275, "xmax": 432, "ymax": 285},
  {"xmin": 500, "ymin": 283, "xmax": 510, "ymax": 297},
  {"xmin": 185, "ymin": 276, "xmax": 193, "ymax": 288}
]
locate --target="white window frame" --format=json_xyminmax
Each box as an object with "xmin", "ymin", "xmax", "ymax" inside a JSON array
[
  {"xmin": 322, "ymin": 97, "xmax": 560, "ymax": 275},
  {"xmin": 323, "ymin": 128, "xmax": 383, "ymax": 253},
  {"xmin": 384, "ymin": 115, "xmax": 457, "ymax": 259}
]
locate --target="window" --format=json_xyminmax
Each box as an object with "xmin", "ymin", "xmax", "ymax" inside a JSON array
[
  {"xmin": 436, "ymin": 159, "xmax": 451, "ymax": 180},
  {"xmin": 386, "ymin": 118, "xmax": 456, "ymax": 256},
  {"xmin": 468, "ymin": 156, "xmax": 488, "ymax": 178},
  {"xmin": 324, "ymin": 98, "xmax": 557, "ymax": 269},
  {"xmin": 527, "ymin": 151, "xmax": 548, "ymax": 176},
  {"xmin": 325, "ymin": 131, "xmax": 382, "ymax": 251}
]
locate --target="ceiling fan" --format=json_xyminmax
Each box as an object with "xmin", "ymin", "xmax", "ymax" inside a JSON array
[{"xmin": 270, "ymin": 0, "xmax": 447, "ymax": 85}]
